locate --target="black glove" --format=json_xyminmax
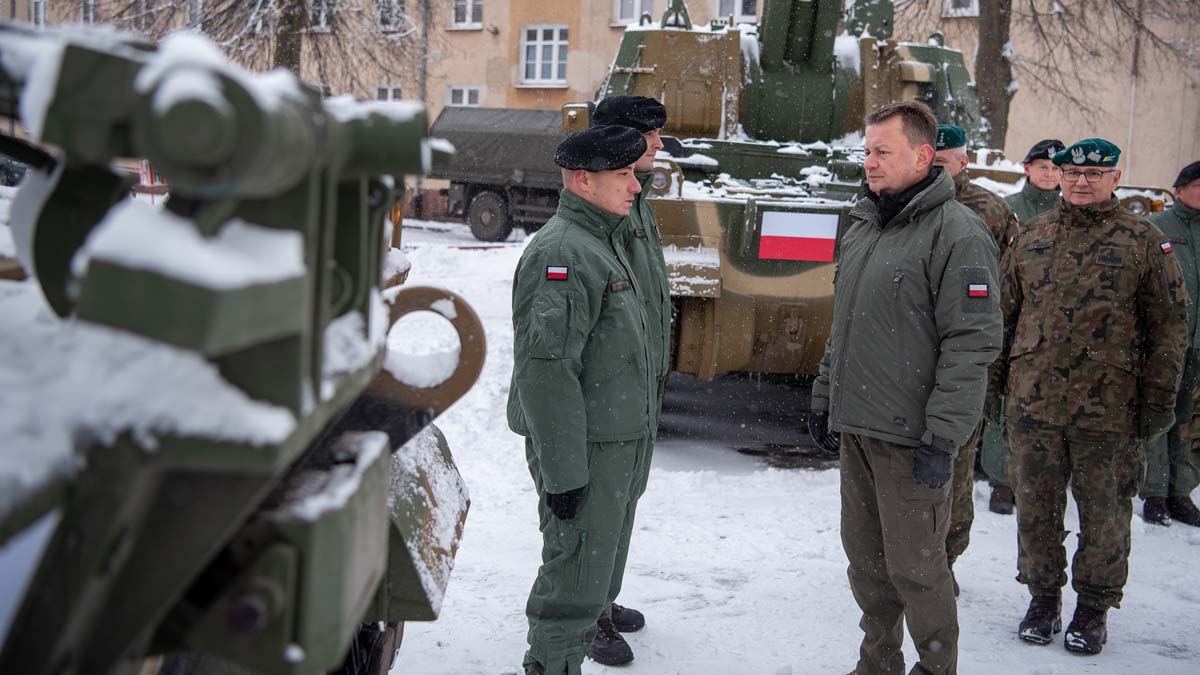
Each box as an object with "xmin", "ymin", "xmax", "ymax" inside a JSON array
[
  {"xmin": 545, "ymin": 486, "xmax": 586, "ymax": 520},
  {"xmin": 807, "ymin": 410, "xmax": 840, "ymax": 457},
  {"xmin": 912, "ymin": 435, "xmax": 955, "ymax": 489}
]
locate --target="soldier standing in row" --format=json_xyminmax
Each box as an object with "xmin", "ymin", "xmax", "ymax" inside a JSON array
[
  {"xmin": 582, "ymin": 95, "xmax": 671, "ymax": 665},
  {"xmin": 1142, "ymin": 160, "xmax": 1200, "ymax": 527},
  {"xmin": 811, "ymin": 101, "xmax": 1000, "ymax": 675},
  {"xmin": 932, "ymin": 123, "xmax": 1020, "ymax": 595},
  {"xmin": 988, "ymin": 139, "xmax": 1188, "ymax": 655},
  {"xmin": 977, "ymin": 140, "xmax": 1067, "ymax": 516},
  {"xmin": 507, "ymin": 126, "xmax": 658, "ymax": 675}
]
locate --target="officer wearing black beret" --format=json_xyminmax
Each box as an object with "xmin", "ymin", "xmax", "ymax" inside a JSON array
[
  {"xmin": 509, "ymin": 124, "xmax": 657, "ymax": 675},
  {"xmin": 1005, "ymin": 139, "xmax": 1066, "ymax": 226}
]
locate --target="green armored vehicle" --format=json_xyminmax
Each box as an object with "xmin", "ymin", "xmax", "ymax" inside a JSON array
[
  {"xmin": 566, "ymin": 0, "xmax": 983, "ymax": 379},
  {"xmin": 0, "ymin": 23, "xmax": 482, "ymax": 675}
]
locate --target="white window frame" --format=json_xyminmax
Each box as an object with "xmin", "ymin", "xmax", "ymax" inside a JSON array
[
  {"xmin": 715, "ymin": 0, "xmax": 757, "ymax": 23},
  {"xmin": 375, "ymin": 0, "xmax": 406, "ymax": 33},
  {"xmin": 943, "ymin": 0, "xmax": 980, "ymax": 18},
  {"xmin": 613, "ymin": 0, "xmax": 655, "ymax": 26},
  {"xmin": 446, "ymin": 85, "xmax": 483, "ymax": 107},
  {"xmin": 31, "ymin": 0, "xmax": 47, "ymax": 28},
  {"xmin": 450, "ymin": 0, "xmax": 483, "ymax": 30},
  {"xmin": 80, "ymin": 0, "xmax": 97, "ymax": 24},
  {"xmin": 519, "ymin": 24, "xmax": 568, "ymax": 87},
  {"xmin": 375, "ymin": 84, "xmax": 404, "ymax": 101},
  {"xmin": 309, "ymin": 0, "xmax": 333, "ymax": 32}
]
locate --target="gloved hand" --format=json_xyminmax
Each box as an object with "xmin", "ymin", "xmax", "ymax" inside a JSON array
[
  {"xmin": 984, "ymin": 394, "xmax": 1003, "ymax": 425},
  {"xmin": 545, "ymin": 486, "xmax": 586, "ymax": 520},
  {"xmin": 1138, "ymin": 406, "xmax": 1175, "ymax": 442},
  {"xmin": 807, "ymin": 410, "xmax": 840, "ymax": 457},
  {"xmin": 912, "ymin": 435, "xmax": 955, "ymax": 489}
]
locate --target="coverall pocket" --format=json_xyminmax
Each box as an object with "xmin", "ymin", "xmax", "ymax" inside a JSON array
[{"xmin": 552, "ymin": 519, "xmax": 589, "ymax": 593}]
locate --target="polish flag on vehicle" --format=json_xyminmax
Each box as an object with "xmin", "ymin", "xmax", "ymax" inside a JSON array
[{"xmin": 757, "ymin": 211, "xmax": 839, "ymax": 262}]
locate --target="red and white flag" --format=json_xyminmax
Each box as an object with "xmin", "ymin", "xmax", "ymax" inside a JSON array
[
  {"xmin": 757, "ymin": 211, "xmax": 839, "ymax": 262},
  {"xmin": 546, "ymin": 265, "xmax": 569, "ymax": 280},
  {"xmin": 968, "ymin": 284, "xmax": 989, "ymax": 298}
]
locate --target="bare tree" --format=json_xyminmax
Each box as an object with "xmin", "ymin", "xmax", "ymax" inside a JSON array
[
  {"xmin": 893, "ymin": 0, "xmax": 1200, "ymax": 148},
  {"xmin": 95, "ymin": 1, "xmax": 428, "ymax": 98}
]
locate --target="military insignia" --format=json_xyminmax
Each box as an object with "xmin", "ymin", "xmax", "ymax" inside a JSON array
[
  {"xmin": 633, "ymin": 228, "xmax": 647, "ymax": 238},
  {"xmin": 1071, "ymin": 147, "xmax": 1086, "ymax": 164},
  {"xmin": 609, "ymin": 279, "xmax": 632, "ymax": 292},
  {"xmin": 1087, "ymin": 150, "xmax": 1102, "ymax": 162},
  {"xmin": 546, "ymin": 265, "xmax": 569, "ymax": 280},
  {"xmin": 1161, "ymin": 242, "xmax": 1174, "ymax": 254},
  {"xmin": 967, "ymin": 284, "xmax": 989, "ymax": 298},
  {"xmin": 1097, "ymin": 252, "xmax": 1125, "ymax": 266}
]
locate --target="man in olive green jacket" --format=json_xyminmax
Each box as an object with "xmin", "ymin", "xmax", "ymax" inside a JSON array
[
  {"xmin": 508, "ymin": 126, "xmax": 657, "ymax": 675},
  {"xmin": 1005, "ymin": 139, "xmax": 1066, "ymax": 225},
  {"xmin": 586, "ymin": 96, "xmax": 671, "ymax": 665},
  {"xmin": 810, "ymin": 102, "xmax": 1001, "ymax": 675},
  {"xmin": 1143, "ymin": 160, "xmax": 1200, "ymax": 527}
]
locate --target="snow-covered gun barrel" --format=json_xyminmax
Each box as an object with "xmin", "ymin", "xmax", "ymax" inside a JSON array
[
  {"xmin": 563, "ymin": 0, "xmax": 984, "ymax": 379},
  {"xmin": 0, "ymin": 23, "xmax": 483, "ymax": 675}
]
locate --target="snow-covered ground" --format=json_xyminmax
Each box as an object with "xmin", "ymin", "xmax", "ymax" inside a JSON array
[{"xmin": 393, "ymin": 219, "xmax": 1200, "ymax": 675}]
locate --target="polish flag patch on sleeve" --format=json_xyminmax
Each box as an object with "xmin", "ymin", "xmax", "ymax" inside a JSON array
[
  {"xmin": 1161, "ymin": 242, "xmax": 1174, "ymax": 254},
  {"xmin": 967, "ymin": 283, "xmax": 989, "ymax": 298},
  {"xmin": 546, "ymin": 265, "xmax": 569, "ymax": 280}
]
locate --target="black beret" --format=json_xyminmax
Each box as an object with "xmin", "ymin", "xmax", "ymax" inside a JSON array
[
  {"xmin": 1022, "ymin": 139, "xmax": 1066, "ymax": 164},
  {"xmin": 591, "ymin": 96, "xmax": 667, "ymax": 133},
  {"xmin": 1173, "ymin": 160, "xmax": 1200, "ymax": 188},
  {"xmin": 555, "ymin": 125, "xmax": 648, "ymax": 172}
]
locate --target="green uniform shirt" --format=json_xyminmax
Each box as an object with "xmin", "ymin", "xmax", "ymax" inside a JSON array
[
  {"xmin": 1150, "ymin": 202, "xmax": 1200, "ymax": 347},
  {"xmin": 1004, "ymin": 180, "xmax": 1060, "ymax": 227},
  {"xmin": 812, "ymin": 168, "xmax": 1002, "ymax": 448},
  {"xmin": 992, "ymin": 197, "xmax": 1189, "ymax": 434},
  {"xmin": 507, "ymin": 189, "xmax": 656, "ymax": 493},
  {"xmin": 621, "ymin": 174, "xmax": 672, "ymax": 387}
]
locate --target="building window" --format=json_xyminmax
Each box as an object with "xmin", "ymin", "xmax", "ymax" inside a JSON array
[
  {"xmin": 452, "ymin": 0, "xmax": 483, "ymax": 28},
  {"xmin": 31, "ymin": 0, "xmax": 47, "ymax": 28},
  {"xmin": 943, "ymin": 0, "xmax": 979, "ymax": 18},
  {"xmin": 716, "ymin": 0, "xmax": 757, "ymax": 22},
  {"xmin": 614, "ymin": 0, "xmax": 655, "ymax": 24},
  {"xmin": 376, "ymin": 85, "xmax": 403, "ymax": 101},
  {"xmin": 447, "ymin": 85, "xmax": 482, "ymax": 107},
  {"xmin": 375, "ymin": 0, "xmax": 406, "ymax": 32},
  {"xmin": 310, "ymin": 0, "xmax": 333, "ymax": 31},
  {"xmin": 80, "ymin": 0, "xmax": 97, "ymax": 24},
  {"xmin": 520, "ymin": 25, "xmax": 568, "ymax": 85}
]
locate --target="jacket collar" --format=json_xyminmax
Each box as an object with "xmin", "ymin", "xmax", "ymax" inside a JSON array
[
  {"xmin": 1020, "ymin": 180, "xmax": 1060, "ymax": 210},
  {"xmin": 854, "ymin": 167, "xmax": 955, "ymax": 230},
  {"xmin": 1173, "ymin": 200, "xmax": 1200, "ymax": 224},
  {"xmin": 556, "ymin": 188, "xmax": 627, "ymax": 238},
  {"xmin": 1058, "ymin": 195, "xmax": 1120, "ymax": 227}
]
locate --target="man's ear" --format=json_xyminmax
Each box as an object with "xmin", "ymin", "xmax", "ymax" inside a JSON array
[
  {"xmin": 916, "ymin": 144, "xmax": 934, "ymax": 170},
  {"xmin": 1112, "ymin": 168, "xmax": 1122, "ymax": 185}
]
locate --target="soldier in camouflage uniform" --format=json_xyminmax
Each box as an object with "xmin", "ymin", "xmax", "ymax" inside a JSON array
[
  {"xmin": 987, "ymin": 138, "xmax": 1188, "ymax": 656},
  {"xmin": 932, "ymin": 124, "xmax": 1020, "ymax": 595},
  {"xmin": 1141, "ymin": 160, "xmax": 1200, "ymax": 527}
]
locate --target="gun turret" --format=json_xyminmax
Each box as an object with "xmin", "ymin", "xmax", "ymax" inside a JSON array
[{"xmin": 0, "ymin": 24, "xmax": 481, "ymax": 675}]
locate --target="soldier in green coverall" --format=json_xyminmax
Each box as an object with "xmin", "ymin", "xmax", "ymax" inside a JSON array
[
  {"xmin": 583, "ymin": 95, "xmax": 671, "ymax": 666},
  {"xmin": 507, "ymin": 125, "xmax": 657, "ymax": 675}
]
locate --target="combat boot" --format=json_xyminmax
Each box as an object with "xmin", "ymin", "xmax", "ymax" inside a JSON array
[
  {"xmin": 1143, "ymin": 496, "xmax": 1173, "ymax": 526},
  {"xmin": 989, "ymin": 484, "xmax": 1015, "ymax": 515},
  {"xmin": 588, "ymin": 617, "xmax": 633, "ymax": 666},
  {"xmin": 1167, "ymin": 495, "xmax": 1200, "ymax": 527},
  {"xmin": 1064, "ymin": 604, "xmax": 1108, "ymax": 655},
  {"xmin": 609, "ymin": 602, "xmax": 645, "ymax": 632},
  {"xmin": 1018, "ymin": 594, "xmax": 1062, "ymax": 645}
]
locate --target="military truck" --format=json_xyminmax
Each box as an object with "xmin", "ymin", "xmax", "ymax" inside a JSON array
[{"xmin": 0, "ymin": 24, "xmax": 483, "ymax": 675}]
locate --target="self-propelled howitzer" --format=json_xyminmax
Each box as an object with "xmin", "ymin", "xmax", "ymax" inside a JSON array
[{"xmin": 0, "ymin": 24, "xmax": 483, "ymax": 675}]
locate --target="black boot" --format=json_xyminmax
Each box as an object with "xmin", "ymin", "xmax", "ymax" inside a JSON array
[
  {"xmin": 1167, "ymin": 495, "xmax": 1200, "ymax": 527},
  {"xmin": 1018, "ymin": 594, "xmax": 1062, "ymax": 645},
  {"xmin": 588, "ymin": 617, "xmax": 634, "ymax": 666},
  {"xmin": 1064, "ymin": 604, "xmax": 1108, "ymax": 655},
  {"xmin": 989, "ymin": 484, "xmax": 1015, "ymax": 515},
  {"xmin": 1143, "ymin": 496, "xmax": 1173, "ymax": 526},
  {"xmin": 610, "ymin": 602, "xmax": 645, "ymax": 632}
]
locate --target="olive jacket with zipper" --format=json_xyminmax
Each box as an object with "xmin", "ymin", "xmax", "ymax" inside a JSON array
[{"xmin": 812, "ymin": 168, "xmax": 1002, "ymax": 448}]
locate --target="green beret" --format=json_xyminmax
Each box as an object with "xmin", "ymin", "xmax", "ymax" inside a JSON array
[
  {"xmin": 555, "ymin": 125, "xmax": 647, "ymax": 172},
  {"xmin": 1052, "ymin": 138, "xmax": 1121, "ymax": 167},
  {"xmin": 592, "ymin": 96, "xmax": 667, "ymax": 133},
  {"xmin": 936, "ymin": 124, "xmax": 966, "ymax": 151}
]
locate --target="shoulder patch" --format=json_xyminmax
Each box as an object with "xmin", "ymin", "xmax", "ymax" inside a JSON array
[
  {"xmin": 546, "ymin": 265, "xmax": 569, "ymax": 280},
  {"xmin": 1161, "ymin": 241, "xmax": 1174, "ymax": 254},
  {"xmin": 609, "ymin": 279, "xmax": 632, "ymax": 292},
  {"xmin": 633, "ymin": 228, "xmax": 647, "ymax": 238}
]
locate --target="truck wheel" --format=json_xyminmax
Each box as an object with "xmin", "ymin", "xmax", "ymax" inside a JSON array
[{"xmin": 467, "ymin": 191, "xmax": 512, "ymax": 242}]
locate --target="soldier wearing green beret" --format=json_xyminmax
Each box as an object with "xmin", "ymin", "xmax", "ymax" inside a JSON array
[
  {"xmin": 932, "ymin": 123, "xmax": 1021, "ymax": 596},
  {"xmin": 987, "ymin": 138, "xmax": 1189, "ymax": 655},
  {"xmin": 1142, "ymin": 160, "xmax": 1200, "ymax": 528},
  {"xmin": 507, "ymin": 125, "xmax": 657, "ymax": 675}
]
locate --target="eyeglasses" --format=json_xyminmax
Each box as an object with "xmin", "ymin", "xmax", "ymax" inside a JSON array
[{"xmin": 1061, "ymin": 169, "xmax": 1116, "ymax": 183}]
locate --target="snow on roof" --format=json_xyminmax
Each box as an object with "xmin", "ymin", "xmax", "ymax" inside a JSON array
[
  {"xmin": 324, "ymin": 95, "xmax": 424, "ymax": 124},
  {"xmin": 73, "ymin": 199, "xmax": 304, "ymax": 290},
  {"xmin": 834, "ymin": 33, "xmax": 861, "ymax": 74},
  {"xmin": 971, "ymin": 175, "xmax": 1020, "ymax": 197},
  {"xmin": 0, "ymin": 280, "xmax": 296, "ymax": 520}
]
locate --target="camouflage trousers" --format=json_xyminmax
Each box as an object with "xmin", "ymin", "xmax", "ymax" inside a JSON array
[
  {"xmin": 841, "ymin": 433, "xmax": 958, "ymax": 675},
  {"xmin": 947, "ymin": 422, "xmax": 983, "ymax": 566},
  {"xmin": 1006, "ymin": 420, "xmax": 1143, "ymax": 610}
]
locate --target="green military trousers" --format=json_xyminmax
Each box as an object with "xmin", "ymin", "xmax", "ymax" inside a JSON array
[
  {"xmin": 946, "ymin": 422, "xmax": 982, "ymax": 566},
  {"xmin": 841, "ymin": 433, "xmax": 959, "ymax": 675},
  {"xmin": 523, "ymin": 435, "xmax": 652, "ymax": 675},
  {"xmin": 979, "ymin": 418, "xmax": 1008, "ymax": 488},
  {"xmin": 1142, "ymin": 349, "xmax": 1200, "ymax": 498},
  {"xmin": 1007, "ymin": 422, "xmax": 1143, "ymax": 609}
]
